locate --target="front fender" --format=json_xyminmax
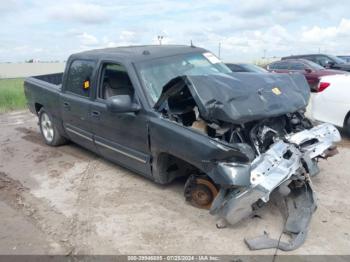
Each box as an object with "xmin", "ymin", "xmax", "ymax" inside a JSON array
[{"xmin": 149, "ymin": 117, "xmax": 254, "ymax": 185}]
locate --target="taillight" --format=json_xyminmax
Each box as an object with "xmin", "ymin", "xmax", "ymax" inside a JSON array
[{"xmin": 318, "ymin": 82, "xmax": 330, "ymax": 92}]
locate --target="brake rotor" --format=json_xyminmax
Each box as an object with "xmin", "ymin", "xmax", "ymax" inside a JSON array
[{"xmin": 184, "ymin": 176, "xmax": 218, "ymax": 209}]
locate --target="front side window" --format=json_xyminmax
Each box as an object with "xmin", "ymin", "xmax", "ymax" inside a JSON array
[
  {"xmin": 136, "ymin": 52, "xmax": 231, "ymax": 104},
  {"xmin": 66, "ymin": 60, "xmax": 95, "ymax": 97},
  {"xmin": 303, "ymin": 60, "xmax": 324, "ymax": 70},
  {"xmin": 314, "ymin": 55, "xmax": 330, "ymax": 66},
  {"xmin": 99, "ymin": 63, "xmax": 134, "ymax": 99}
]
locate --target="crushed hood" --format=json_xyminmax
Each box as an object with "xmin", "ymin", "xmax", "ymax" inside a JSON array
[{"xmin": 154, "ymin": 72, "xmax": 310, "ymax": 124}]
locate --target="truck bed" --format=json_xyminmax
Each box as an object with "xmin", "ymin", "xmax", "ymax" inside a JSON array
[
  {"xmin": 32, "ymin": 73, "xmax": 63, "ymax": 86},
  {"xmin": 24, "ymin": 73, "xmax": 63, "ymax": 116}
]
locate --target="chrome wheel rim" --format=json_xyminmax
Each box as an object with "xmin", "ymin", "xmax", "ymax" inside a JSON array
[{"xmin": 41, "ymin": 113, "xmax": 54, "ymax": 142}]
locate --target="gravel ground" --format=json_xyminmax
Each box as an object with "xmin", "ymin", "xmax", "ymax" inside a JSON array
[{"xmin": 0, "ymin": 110, "xmax": 350, "ymax": 257}]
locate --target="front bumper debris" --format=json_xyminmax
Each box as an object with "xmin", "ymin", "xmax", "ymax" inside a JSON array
[
  {"xmin": 245, "ymin": 182, "xmax": 316, "ymax": 251},
  {"xmin": 210, "ymin": 123, "xmax": 341, "ymax": 250}
]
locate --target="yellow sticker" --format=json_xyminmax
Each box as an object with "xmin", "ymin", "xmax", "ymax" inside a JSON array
[
  {"xmin": 272, "ymin": 87, "xmax": 281, "ymax": 95},
  {"xmin": 83, "ymin": 80, "xmax": 90, "ymax": 89}
]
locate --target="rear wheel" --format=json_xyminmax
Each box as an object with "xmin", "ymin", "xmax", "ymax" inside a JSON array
[
  {"xmin": 39, "ymin": 108, "xmax": 67, "ymax": 146},
  {"xmin": 184, "ymin": 175, "xmax": 218, "ymax": 209}
]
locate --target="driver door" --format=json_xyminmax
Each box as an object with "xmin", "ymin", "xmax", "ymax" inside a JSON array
[{"xmin": 90, "ymin": 62, "xmax": 152, "ymax": 178}]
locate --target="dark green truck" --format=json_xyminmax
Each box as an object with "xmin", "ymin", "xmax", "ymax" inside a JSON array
[{"xmin": 24, "ymin": 45, "xmax": 340, "ymax": 250}]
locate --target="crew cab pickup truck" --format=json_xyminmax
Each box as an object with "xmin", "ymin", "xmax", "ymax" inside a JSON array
[{"xmin": 25, "ymin": 45, "xmax": 340, "ymax": 250}]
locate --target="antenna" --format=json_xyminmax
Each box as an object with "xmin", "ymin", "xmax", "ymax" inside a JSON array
[{"xmin": 157, "ymin": 35, "xmax": 164, "ymax": 45}]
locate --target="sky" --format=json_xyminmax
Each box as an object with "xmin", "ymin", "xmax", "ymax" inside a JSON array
[{"xmin": 1, "ymin": 0, "xmax": 350, "ymax": 63}]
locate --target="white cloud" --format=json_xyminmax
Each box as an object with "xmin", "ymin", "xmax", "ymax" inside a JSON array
[
  {"xmin": 48, "ymin": 3, "xmax": 110, "ymax": 24},
  {"xmin": 77, "ymin": 32, "xmax": 99, "ymax": 46},
  {"xmin": 119, "ymin": 31, "xmax": 137, "ymax": 43},
  {"xmin": 1, "ymin": 0, "xmax": 350, "ymax": 62},
  {"xmin": 0, "ymin": 0, "xmax": 20, "ymax": 14},
  {"xmin": 302, "ymin": 19, "xmax": 350, "ymax": 43},
  {"xmin": 298, "ymin": 19, "xmax": 350, "ymax": 54}
]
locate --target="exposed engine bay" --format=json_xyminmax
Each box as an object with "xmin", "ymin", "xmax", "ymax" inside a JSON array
[
  {"xmin": 154, "ymin": 74, "xmax": 319, "ymax": 158},
  {"xmin": 155, "ymin": 73, "xmax": 341, "ymax": 251}
]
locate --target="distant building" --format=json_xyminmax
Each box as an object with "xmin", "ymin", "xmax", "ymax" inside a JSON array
[{"xmin": 26, "ymin": 59, "xmax": 40, "ymax": 63}]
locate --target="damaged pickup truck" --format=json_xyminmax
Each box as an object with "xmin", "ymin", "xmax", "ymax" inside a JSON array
[{"xmin": 24, "ymin": 45, "xmax": 341, "ymax": 250}]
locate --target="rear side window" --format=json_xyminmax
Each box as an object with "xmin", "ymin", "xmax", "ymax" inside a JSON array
[
  {"xmin": 289, "ymin": 62, "xmax": 306, "ymax": 70},
  {"xmin": 304, "ymin": 56, "xmax": 316, "ymax": 63},
  {"xmin": 65, "ymin": 60, "xmax": 95, "ymax": 97},
  {"xmin": 269, "ymin": 62, "xmax": 289, "ymax": 70}
]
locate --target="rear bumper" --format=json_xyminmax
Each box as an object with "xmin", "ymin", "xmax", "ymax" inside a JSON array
[{"xmin": 211, "ymin": 123, "xmax": 341, "ymax": 225}]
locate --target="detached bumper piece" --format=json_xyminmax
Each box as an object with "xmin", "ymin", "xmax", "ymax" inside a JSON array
[
  {"xmin": 245, "ymin": 182, "xmax": 316, "ymax": 251},
  {"xmin": 210, "ymin": 123, "xmax": 341, "ymax": 251}
]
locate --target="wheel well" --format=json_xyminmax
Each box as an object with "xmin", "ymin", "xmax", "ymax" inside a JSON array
[
  {"xmin": 344, "ymin": 111, "xmax": 350, "ymax": 127},
  {"xmin": 34, "ymin": 103, "xmax": 43, "ymax": 115},
  {"xmin": 344, "ymin": 112, "xmax": 350, "ymax": 137},
  {"xmin": 154, "ymin": 153, "xmax": 201, "ymax": 184}
]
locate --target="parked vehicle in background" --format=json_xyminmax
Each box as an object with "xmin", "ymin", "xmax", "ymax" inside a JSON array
[
  {"xmin": 338, "ymin": 56, "xmax": 350, "ymax": 63},
  {"xmin": 225, "ymin": 63, "xmax": 267, "ymax": 73},
  {"xmin": 282, "ymin": 54, "xmax": 350, "ymax": 72},
  {"xmin": 267, "ymin": 59, "xmax": 347, "ymax": 91},
  {"xmin": 309, "ymin": 74, "xmax": 350, "ymax": 135}
]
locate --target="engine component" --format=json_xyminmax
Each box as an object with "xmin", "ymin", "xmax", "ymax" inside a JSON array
[{"xmin": 191, "ymin": 119, "xmax": 207, "ymax": 134}]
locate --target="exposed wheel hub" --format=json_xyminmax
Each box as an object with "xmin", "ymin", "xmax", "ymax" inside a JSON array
[{"xmin": 184, "ymin": 175, "xmax": 218, "ymax": 209}]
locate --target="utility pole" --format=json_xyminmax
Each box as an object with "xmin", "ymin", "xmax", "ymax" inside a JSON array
[
  {"xmin": 218, "ymin": 42, "xmax": 221, "ymax": 59},
  {"xmin": 157, "ymin": 35, "xmax": 164, "ymax": 45},
  {"xmin": 263, "ymin": 49, "xmax": 267, "ymax": 59}
]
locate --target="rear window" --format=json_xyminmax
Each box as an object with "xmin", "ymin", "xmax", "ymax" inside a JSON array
[{"xmin": 65, "ymin": 60, "xmax": 95, "ymax": 97}]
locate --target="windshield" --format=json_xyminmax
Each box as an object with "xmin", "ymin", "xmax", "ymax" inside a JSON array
[
  {"xmin": 240, "ymin": 64, "xmax": 267, "ymax": 73},
  {"xmin": 328, "ymin": 54, "xmax": 346, "ymax": 64},
  {"xmin": 136, "ymin": 52, "xmax": 232, "ymax": 104}
]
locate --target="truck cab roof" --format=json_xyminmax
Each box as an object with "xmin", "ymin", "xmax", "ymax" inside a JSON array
[{"xmin": 71, "ymin": 45, "xmax": 206, "ymax": 63}]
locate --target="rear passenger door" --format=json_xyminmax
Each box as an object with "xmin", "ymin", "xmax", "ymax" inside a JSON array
[{"xmin": 61, "ymin": 59, "xmax": 96, "ymax": 151}]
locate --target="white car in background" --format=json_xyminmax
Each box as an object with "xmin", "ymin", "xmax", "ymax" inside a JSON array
[{"xmin": 308, "ymin": 74, "xmax": 350, "ymax": 134}]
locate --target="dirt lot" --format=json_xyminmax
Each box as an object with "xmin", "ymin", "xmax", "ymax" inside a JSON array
[{"xmin": 0, "ymin": 110, "xmax": 350, "ymax": 256}]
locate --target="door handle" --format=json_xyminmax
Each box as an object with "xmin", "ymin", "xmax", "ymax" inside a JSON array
[
  {"xmin": 63, "ymin": 102, "xmax": 70, "ymax": 110},
  {"xmin": 91, "ymin": 111, "xmax": 101, "ymax": 119}
]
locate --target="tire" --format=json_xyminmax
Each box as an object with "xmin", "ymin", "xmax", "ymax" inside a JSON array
[
  {"xmin": 345, "ymin": 115, "xmax": 350, "ymax": 137},
  {"xmin": 38, "ymin": 108, "xmax": 67, "ymax": 146}
]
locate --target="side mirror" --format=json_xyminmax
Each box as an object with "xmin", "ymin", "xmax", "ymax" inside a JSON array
[
  {"xmin": 107, "ymin": 95, "xmax": 140, "ymax": 113},
  {"xmin": 327, "ymin": 61, "xmax": 335, "ymax": 67},
  {"xmin": 304, "ymin": 68, "xmax": 312, "ymax": 73}
]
